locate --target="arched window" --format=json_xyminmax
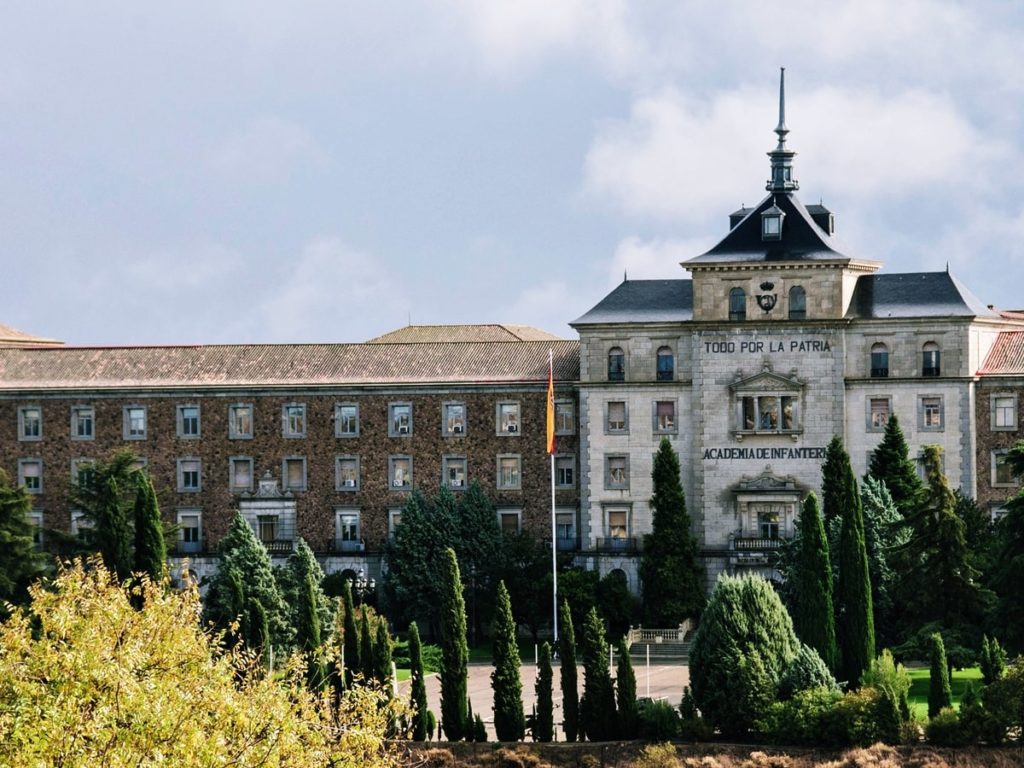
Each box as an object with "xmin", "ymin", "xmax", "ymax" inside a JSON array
[
  {"xmin": 870, "ymin": 342, "xmax": 889, "ymax": 378},
  {"xmin": 788, "ymin": 286, "xmax": 806, "ymax": 320},
  {"xmin": 607, "ymin": 347, "xmax": 625, "ymax": 382},
  {"xmin": 656, "ymin": 346, "xmax": 674, "ymax": 381},
  {"xmin": 922, "ymin": 342, "xmax": 941, "ymax": 377},
  {"xmin": 729, "ymin": 287, "xmax": 746, "ymax": 321}
]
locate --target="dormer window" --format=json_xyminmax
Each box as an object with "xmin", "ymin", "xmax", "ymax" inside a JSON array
[{"xmin": 761, "ymin": 204, "xmax": 784, "ymax": 241}]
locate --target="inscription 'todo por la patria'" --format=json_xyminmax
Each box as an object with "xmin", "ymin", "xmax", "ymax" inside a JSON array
[{"xmin": 704, "ymin": 338, "xmax": 832, "ymax": 354}]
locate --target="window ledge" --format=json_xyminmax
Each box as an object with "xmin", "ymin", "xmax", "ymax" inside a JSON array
[{"xmin": 733, "ymin": 430, "xmax": 802, "ymax": 442}]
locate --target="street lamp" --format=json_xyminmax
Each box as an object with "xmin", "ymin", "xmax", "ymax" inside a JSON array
[{"xmin": 353, "ymin": 568, "xmax": 376, "ymax": 606}]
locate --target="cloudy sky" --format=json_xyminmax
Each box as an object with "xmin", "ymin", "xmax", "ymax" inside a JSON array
[{"xmin": 3, "ymin": 1, "xmax": 1024, "ymax": 345}]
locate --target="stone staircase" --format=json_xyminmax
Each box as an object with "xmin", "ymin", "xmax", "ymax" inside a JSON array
[{"xmin": 625, "ymin": 625, "xmax": 693, "ymax": 662}]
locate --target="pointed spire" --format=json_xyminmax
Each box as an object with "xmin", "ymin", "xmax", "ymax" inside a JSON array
[{"xmin": 766, "ymin": 67, "xmax": 799, "ymax": 193}]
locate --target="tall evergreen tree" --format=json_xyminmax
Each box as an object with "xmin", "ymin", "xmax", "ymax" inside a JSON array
[
  {"xmin": 0, "ymin": 469, "xmax": 47, "ymax": 608},
  {"xmin": 928, "ymin": 632, "xmax": 952, "ymax": 718},
  {"xmin": 374, "ymin": 616, "xmax": 393, "ymax": 689},
  {"xmin": 439, "ymin": 547, "xmax": 469, "ymax": 741},
  {"xmin": 245, "ymin": 595, "xmax": 270, "ymax": 667},
  {"xmin": 69, "ymin": 450, "xmax": 139, "ymax": 581},
  {"xmin": 866, "ymin": 414, "xmax": 924, "ymax": 517},
  {"xmin": 989, "ymin": 443, "xmax": 1024, "ymax": 654},
  {"xmin": 615, "ymin": 638, "xmax": 638, "ymax": 739},
  {"xmin": 491, "ymin": 580, "xmax": 525, "ymax": 741},
  {"xmin": 860, "ymin": 477, "xmax": 909, "ymax": 649},
  {"xmin": 408, "ymin": 621, "xmax": 431, "ymax": 741},
  {"xmin": 558, "ymin": 600, "xmax": 579, "ymax": 743},
  {"xmin": 534, "ymin": 641, "xmax": 554, "ymax": 743},
  {"xmin": 794, "ymin": 492, "xmax": 837, "ymax": 674},
  {"xmin": 360, "ymin": 608, "xmax": 375, "ymax": 683},
  {"xmin": 578, "ymin": 606, "xmax": 616, "ymax": 741},
  {"xmin": 833, "ymin": 439, "xmax": 875, "ymax": 688},
  {"xmin": 342, "ymin": 580, "xmax": 360, "ymax": 686},
  {"xmin": 638, "ymin": 438, "xmax": 705, "ymax": 625},
  {"xmin": 276, "ymin": 539, "xmax": 333, "ymax": 640},
  {"xmin": 131, "ymin": 473, "xmax": 166, "ymax": 581},
  {"xmin": 821, "ymin": 435, "xmax": 847, "ymax": 527},
  {"xmin": 296, "ymin": 573, "xmax": 326, "ymax": 690}
]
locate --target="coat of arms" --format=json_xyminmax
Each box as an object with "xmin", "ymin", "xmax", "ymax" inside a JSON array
[{"xmin": 756, "ymin": 281, "xmax": 777, "ymax": 313}]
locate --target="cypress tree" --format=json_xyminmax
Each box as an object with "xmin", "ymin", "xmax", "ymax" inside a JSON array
[
  {"xmin": 278, "ymin": 539, "xmax": 333, "ymax": 641},
  {"xmin": 638, "ymin": 438, "xmax": 705, "ymax": 625},
  {"xmin": 867, "ymin": 414, "xmax": 924, "ymax": 517},
  {"xmin": 132, "ymin": 473, "xmax": 166, "ymax": 582},
  {"xmin": 342, "ymin": 580, "xmax": 360, "ymax": 686},
  {"xmin": 374, "ymin": 616, "xmax": 393, "ymax": 688},
  {"xmin": 359, "ymin": 609, "xmax": 375, "ymax": 683},
  {"xmin": 246, "ymin": 596, "xmax": 270, "ymax": 668},
  {"xmin": 69, "ymin": 451, "xmax": 139, "ymax": 581},
  {"xmin": 794, "ymin": 492, "xmax": 837, "ymax": 673},
  {"xmin": 615, "ymin": 638, "xmax": 638, "ymax": 739},
  {"xmin": 558, "ymin": 600, "xmax": 579, "ymax": 742},
  {"xmin": 491, "ymin": 580, "xmax": 525, "ymax": 741},
  {"xmin": 980, "ymin": 634, "xmax": 1007, "ymax": 685},
  {"xmin": 828, "ymin": 438, "xmax": 875, "ymax": 687},
  {"xmin": 0, "ymin": 469, "xmax": 48, "ymax": 608},
  {"xmin": 296, "ymin": 572, "xmax": 325, "ymax": 690},
  {"xmin": 408, "ymin": 621, "xmax": 430, "ymax": 740},
  {"xmin": 439, "ymin": 547, "xmax": 469, "ymax": 741},
  {"xmin": 534, "ymin": 641, "xmax": 554, "ymax": 743},
  {"xmin": 579, "ymin": 606, "xmax": 616, "ymax": 741},
  {"xmin": 928, "ymin": 632, "xmax": 952, "ymax": 718},
  {"xmin": 992, "ymin": 443, "xmax": 1024, "ymax": 654}
]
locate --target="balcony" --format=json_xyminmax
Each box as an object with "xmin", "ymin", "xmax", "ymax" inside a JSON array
[
  {"xmin": 595, "ymin": 536, "xmax": 641, "ymax": 553},
  {"xmin": 543, "ymin": 536, "xmax": 580, "ymax": 552},
  {"xmin": 260, "ymin": 538, "xmax": 295, "ymax": 555},
  {"xmin": 175, "ymin": 540, "xmax": 203, "ymax": 556},
  {"xmin": 733, "ymin": 536, "xmax": 784, "ymax": 551},
  {"xmin": 330, "ymin": 539, "xmax": 366, "ymax": 553}
]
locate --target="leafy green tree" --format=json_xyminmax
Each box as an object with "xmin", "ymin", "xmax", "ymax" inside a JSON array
[
  {"xmin": 793, "ymin": 492, "xmax": 837, "ymax": 674},
  {"xmin": 534, "ymin": 641, "xmax": 554, "ymax": 743},
  {"xmin": 596, "ymin": 569, "xmax": 636, "ymax": 642},
  {"xmin": 928, "ymin": 632, "xmax": 952, "ymax": 718},
  {"xmin": 639, "ymin": 438, "xmax": 705, "ymax": 625},
  {"xmin": 131, "ymin": 472, "xmax": 166, "ymax": 581},
  {"xmin": 374, "ymin": 616, "xmax": 393, "ymax": 689},
  {"xmin": 615, "ymin": 638, "xmax": 638, "ymax": 739},
  {"xmin": 689, "ymin": 575, "xmax": 800, "ymax": 737},
  {"xmin": 69, "ymin": 449, "xmax": 140, "ymax": 580},
  {"xmin": 492, "ymin": 531, "xmax": 551, "ymax": 642},
  {"xmin": 456, "ymin": 481, "xmax": 504, "ymax": 637},
  {"xmin": 991, "ymin": 442, "xmax": 1024, "ymax": 654},
  {"xmin": 0, "ymin": 469, "xmax": 47, "ymax": 607},
  {"xmin": 557, "ymin": 568, "xmax": 598, "ymax": 634},
  {"xmin": 558, "ymin": 600, "xmax": 579, "ymax": 742},
  {"xmin": 296, "ymin": 573, "xmax": 326, "ymax": 690},
  {"xmin": 342, "ymin": 580, "xmax": 360, "ymax": 686},
  {"xmin": 491, "ymin": 580, "xmax": 525, "ymax": 741},
  {"xmin": 831, "ymin": 438, "xmax": 875, "ymax": 688},
  {"xmin": 866, "ymin": 414, "xmax": 924, "ymax": 517},
  {"xmin": 579, "ymin": 606, "xmax": 616, "ymax": 741},
  {"xmin": 439, "ymin": 547, "xmax": 468, "ymax": 741},
  {"xmin": 275, "ymin": 539, "xmax": 333, "ymax": 641},
  {"xmin": 408, "ymin": 621, "xmax": 430, "ymax": 740},
  {"xmin": 204, "ymin": 513, "xmax": 290, "ymax": 652},
  {"xmin": 860, "ymin": 477, "xmax": 909, "ymax": 649}
]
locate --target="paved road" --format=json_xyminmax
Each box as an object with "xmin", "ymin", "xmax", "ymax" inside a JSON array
[{"xmin": 398, "ymin": 658, "xmax": 690, "ymax": 741}]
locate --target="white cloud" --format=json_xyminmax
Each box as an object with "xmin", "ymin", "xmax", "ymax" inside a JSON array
[
  {"xmin": 497, "ymin": 279, "xmax": 584, "ymax": 338},
  {"xmin": 606, "ymin": 236, "xmax": 712, "ymax": 287},
  {"xmin": 208, "ymin": 115, "xmax": 328, "ymax": 185}
]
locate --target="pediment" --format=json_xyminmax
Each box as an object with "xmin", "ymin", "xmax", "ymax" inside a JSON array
[
  {"xmin": 734, "ymin": 469, "xmax": 799, "ymax": 493},
  {"xmin": 729, "ymin": 368, "xmax": 803, "ymax": 393}
]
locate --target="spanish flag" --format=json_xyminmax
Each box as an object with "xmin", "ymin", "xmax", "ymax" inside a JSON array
[{"xmin": 546, "ymin": 350, "xmax": 556, "ymax": 454}]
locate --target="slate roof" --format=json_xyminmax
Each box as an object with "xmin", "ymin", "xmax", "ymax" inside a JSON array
[
  {"xmin": 845, "ymin": 272, "xmax": 998, "ymax": 320},
  {"xmin": 0, "ymin": 323, "xmax": 63, "ymax": 347},
  {"xmin": 980, "ymin": 332, "xmax": 1024, "ymax": 374},
  {"xmin": 571, "ymin": 279, "xmax": 693, "ymax": 326},
  {"xmin": 366, "ymin": 324, "xmax": 564, "ymax": 343},
  {"xmin": 0, "ymin": 340, "xmax": 580, "ymax": 391},
  {"xmin": 685, "ymin": 193, "xmax": 854, "ymax": 265}
]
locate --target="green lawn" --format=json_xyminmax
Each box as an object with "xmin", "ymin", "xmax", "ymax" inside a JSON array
[{"xmin": 906, "ymin": 666, "xmax": 983, "ymax": 719}]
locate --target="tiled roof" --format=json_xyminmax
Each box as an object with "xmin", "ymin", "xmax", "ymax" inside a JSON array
[
  {"xmin": 845, "ymin": 272, "xmax": 997, "ymax": 320},
  {"xmin": 572, "ymin": 280, "xmax": 694, "ymax": 326},
  {"xmin": 366, "ymin": 324, "xmax": 564, "ymax": 343},
  {"xmin": 0, "ymin": 341, "xmax": 580, "ymax": 391},
  {"xmin": 0, "ymin": 323, "xmax": 63, "ymax": 347},
  {"xmin": 980, "ymin": 332, "xmax": 1024, "ymax": 374}
]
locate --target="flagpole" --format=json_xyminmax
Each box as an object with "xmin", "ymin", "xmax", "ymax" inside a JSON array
[{"xmin": 547, "ymin": 349, "xmax": 559, "ymax": 645}]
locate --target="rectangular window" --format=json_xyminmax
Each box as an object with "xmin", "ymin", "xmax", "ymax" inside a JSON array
[
  {"xmin": 336, "ymin": 456, "xmax": 360, "ymax": 491},
  {"xmin": 282, "ymin": 457, "xmax": 307, "ymax": 491},
  {"xmin": 868, "ymin": 397, "xmax": 891, "ymax": 431},
  {"xmin": 739, "ymin": 395, "xmax": 799, "ymax": 432},
  {"xmin": 177, "ymin": 510, "xmax": 202, "ymax": 554},
  {"xmin": 555, "ymin": 455, "xmax": 575, "ymax": 488},
  {"xmin": 18, "ymin": 459, "xmax": 42, "ymax": 493},
  {"xmin": 443, "ymin": 402, "xmax": 466, "ymax": 436},
  {"xmin": 389, "ymin": 456, "xmax": 412, "ymax": 489},
  {"xmin": 992, "ymin": 394, "xmax": 1017, "ymax": 430},
  {"xmin": 556, "ymin": 510, "xmax": 576, "ymax": 550},
  {"xmin": 388, "ymin": 508, "xmax": 402, "ymax": 538},
  {"xmin": 257, "ymin": 514, "xmax": 279, "ymax": 545},
  {"xmin": 124, "ymin": 406, "xmax": 147, "ymax": 440},
  {"xmin": 389, "ymin": 403, "xmax": 412, "ymax": 436},
  {"xmin": 759, "ymin": 509, "xmax": 781, "ymax": 539},
  {"xmin": 229, "ymin": 457, "xmax": 253, "ymax": 493},
  {"xmin": 993, "ymin": 451, "xmax": 1017, "ymax": 487},
  {"xmin": 178, "ymin": 458, "xmax": 201, "ymax": 492},
  {"xmin": 229, "ymin": 404, "xmax": 253, "ymax": 439},
  {"xmin": 607, "ymin": 508, "xmax": 629, "ymax": 540},
  {"xmin": 606, "ymin": 401, "xmax": 627, "ymax": 433},
  {"xmin": 71, "ymin": 406, "xmax": 94, "ymax": 440},
  {"xmin": 335, "ymin": 403, "xmax": 359, "ymax": 438},
  {"xmin": 498, "ymin": 509, "xmax": 521, "ymax": 534},
  {"xmin": 443, "ymin": 455, "xmax": 467, "ymax": 490},
  {"xmin": 497, "ymin": 455, "xmax": 522, "ymax": 490},
  {"xmin": 29, "ymin": 511, "xmax": 43, "ymax": 547},
  {"xmin": 920, "ymin": 396, "xmax": 943, "ymax": 430},
  {"xmin": 18, "ymin": 406, "xmax": 42, "ymax": 441},
  {"xmin": 335, "ymin": 508, "xmax": 362, "ymax": 551},
  {"xmin": 555, "ymin": 400, "xmax": 575, "ymax": 434},
  {"xmin": 496, "ymin": 402, "xmax": 520, "ymax": 435},
  {"xmin": 177, "ymin": 404, "xmax": 201, "ymax": 439},
  {"xmin": 282, "ymin": 404, "xmax": 306, "ymax": 438},
  {"xmin": 654, "ymin": 400, "xmax": 677, "ymax": 433},
  {"xmin": 70, "ymin": 510, "xmax": 92, "ymax": 538},
  {"xmin": 605, "ymin": 454, "xmax": 629, "ymax": 490}
]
